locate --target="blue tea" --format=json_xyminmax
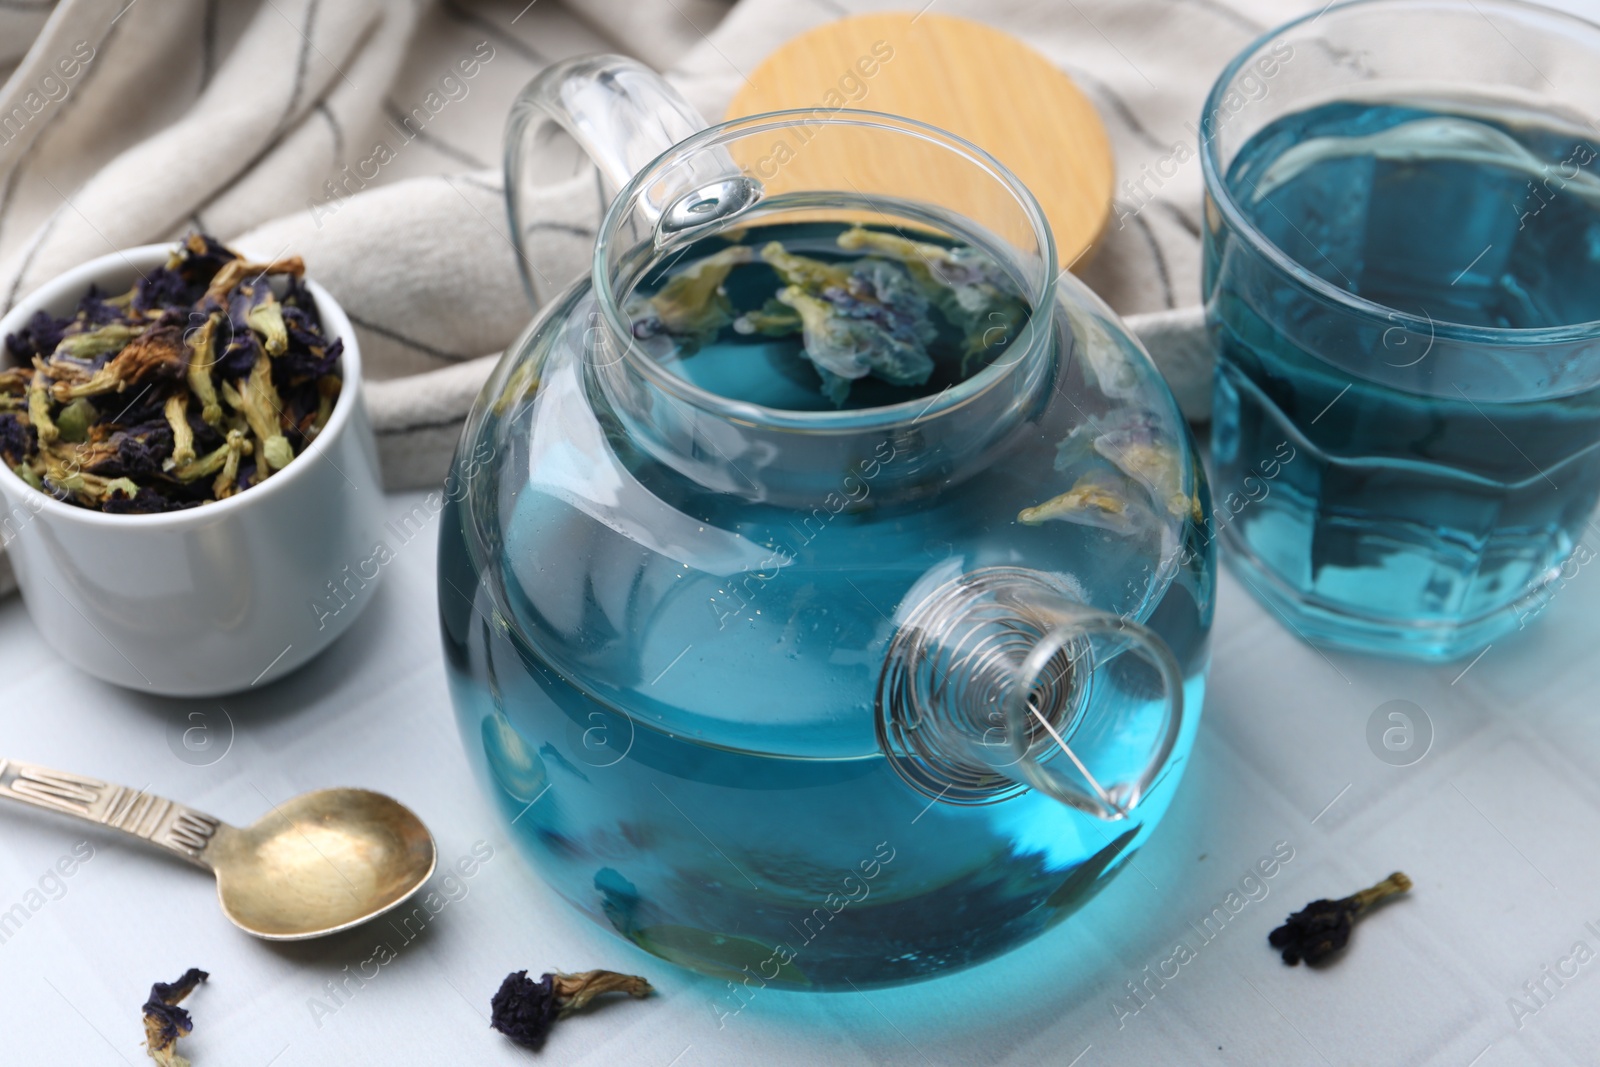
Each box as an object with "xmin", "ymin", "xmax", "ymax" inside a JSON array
[
  {"xmin": 1208, "ymin": 98, "xmax": 1600, "ymax": 657},
  {"xmin": 440, "ymin": 202, "xmax": 1213, "ymax": 991}
]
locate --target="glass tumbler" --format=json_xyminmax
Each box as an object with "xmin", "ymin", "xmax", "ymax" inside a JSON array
[{"xmin": 1202, "ymin": 0, "xmax": 1600, "ymax": 660}]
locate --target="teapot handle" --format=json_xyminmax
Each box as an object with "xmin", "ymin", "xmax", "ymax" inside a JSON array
[{"xmin": 504, "ymin": 54, "xmax": 754, "ymax": 306}]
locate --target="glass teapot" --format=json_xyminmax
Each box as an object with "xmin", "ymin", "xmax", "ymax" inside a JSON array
[{"xmin": 439, "ymin": 56, "xmax": 1215, "ymax": 990}]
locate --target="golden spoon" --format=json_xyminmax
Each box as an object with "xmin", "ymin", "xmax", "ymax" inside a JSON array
[{"xmin": 0, "ymin": 758, "xmax": 436, "ymax": 940}]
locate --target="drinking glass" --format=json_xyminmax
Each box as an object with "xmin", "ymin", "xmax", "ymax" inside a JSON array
[{"xmin": 1202, "ymin": 0, "xmax": 1600, "ymax": 659}]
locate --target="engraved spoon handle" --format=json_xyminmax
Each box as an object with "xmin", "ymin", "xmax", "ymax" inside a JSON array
[{"xmin": 0, "ymin": 758, "xmax": 225, "ymax": 869}]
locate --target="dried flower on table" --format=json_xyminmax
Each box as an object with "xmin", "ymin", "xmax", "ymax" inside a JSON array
[
  {"xmin": 0, "ymin": 232, "xmax": 342, "ymax": 512},
  {"xmin": 1270, "ymin": 871, "xmax": 1412, "ymax": 966},
  {"xmin": 141, "ymin": 967, "xmax": 207, "ymax": 1067},
  {"xmin": 490, "ymin": 968, "xmax": 653, "ymax": 1050}
]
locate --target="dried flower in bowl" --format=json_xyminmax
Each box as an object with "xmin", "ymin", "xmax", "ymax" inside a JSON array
[{"xmin": 0, "ymin": 233, "xmax": 343, "ymax": 513}]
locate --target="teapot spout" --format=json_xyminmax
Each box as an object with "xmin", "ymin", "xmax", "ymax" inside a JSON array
[{"xmin": 876, "ymin": 567, "xmax": 1184, "ymax": 820}]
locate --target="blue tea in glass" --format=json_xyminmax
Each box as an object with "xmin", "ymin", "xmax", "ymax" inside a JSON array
[
  {"xmin": 440, "ymin": 59, "xmax": 1214, "ymax": 992},
  {"xmin": 1202, "ymin": 0, "xmax": 1600, "ymax": 659}
]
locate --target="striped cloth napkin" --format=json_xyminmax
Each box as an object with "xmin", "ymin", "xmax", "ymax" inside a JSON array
[{"xmin": 0, "ymin": 0, "xmax": 1312, "ymax": 595}]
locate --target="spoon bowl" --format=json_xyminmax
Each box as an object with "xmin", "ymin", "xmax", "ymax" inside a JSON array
[{"xmin": 208, "ymin": 789, "xmax": 437, "ymax": 940}]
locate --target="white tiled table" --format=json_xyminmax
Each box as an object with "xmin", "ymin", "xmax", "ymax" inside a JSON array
[{"xmin": 2, "ymin": 488, "xmax": 1597, "ymax": 1065}]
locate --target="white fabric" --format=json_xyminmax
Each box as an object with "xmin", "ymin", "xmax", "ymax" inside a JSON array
[{"xmin": 0, "ymin": 0, "xmax": 1316, "ymax": 600}]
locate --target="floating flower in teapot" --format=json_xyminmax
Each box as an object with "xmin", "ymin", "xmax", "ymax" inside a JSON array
[
  {"xmin": 1023, "ymin": 407, "xmax": 1199, "ymax": 533},
  {"xmin": 623, "ymin": 224, "xmax": 1029, "ymax": 407}
]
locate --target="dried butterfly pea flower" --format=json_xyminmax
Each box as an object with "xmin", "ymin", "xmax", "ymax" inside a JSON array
[
  {"xmin": 1, "ymin": 234, "xmax": 338, "ymax": 511},
  {"xmin": 141, "ymin": 967, "xmax": 207, "ymax": 1067},
  {"xmin": 171, "ymin": 428, "xmax": 251, "ymax": 485},
  {"xmin": 490, "ymin": 968, "xmax": 653, "ymax": 1050},
  {"xmin": 212, "ymin": 428, "xmax": 248, "ymax": 499},
  {"xmin": 185, "ymin": 410, "xmax": 224, "ymax": 453},
  {"xmin": 0, "ymin": 378, "xmax": 26, "ymax": 417},
  {"xmin": 732, "ymin": 296, "xmax": 802, "ymax": 337},
  {"xmin": 218, "ymin": 299, "xmax": 264, "ymax": 379},
  {"xmin": 88, "ymin": 422, "xmax": 175, "ymax": 479},
  {"xmin": 202, "ymin": 255, "xmax": 305, "ymax": 307},
  {"xmin": 221, "ymin": 353, "xmax": 293, "ymax": 472},
  {"xmin": 79, "ymin": 284, "xmax": 128, "ymax": 326},
  {"xmin": 245, "ymin": 289, "xmax": 288, "ymax": 357},
  {"xmin": 836, "ymin": 226, "xmax": 1028, "ymax": 370},
  {"xmin": 51, "ymin": 324, "xmax": 188, "ymax": 401},
  {"xmin": 279, "ymin": 302, "xmax": 344, "ymax": 381},
  {"xmin": 27, "ymin": 368, "xmax": 58, "ymax": 445},
  {"xmin": 180, "ymin": 232, "xmax": 240, "ymax": 280},
  {"xmin": 1018, "ymin": 469, "xmax": 1150, "ymax": 534},
  {"xmin": 134, "ymin": 266, "xmax": 191, "ymax": 314},
  {"xmin": 52, "ymin": 322, "xmax": 144, "ymax": 362},
  {"xmin": 104, "ymin": 476, "xmax": 142, "ymax": 501},
  {"xmin": 760, "ymin": 239, "xmax": 852, "ymax": 291},
  {"xmin": 313, "ymin": 377, "xmax": 339, "ymax": 435},
  {"xmin": 288, "ymin": 334, "xmax": 343, "ymax": 388},
  {"xmin": 0, "ymin": 412, "xmax": 33, "ymax": 465},
  {"xmin": 6, "ymin": 309, "xmax": 69, "ymax": 360},
  {"xmin": 40, "ymin": 440, "xmax": 120, "ymax": 484},
  {"xmin": 54, "ymin": 397, "xmax": 96, "ymax": 443},
  {"xmin": 164, "ymin": 393, "xmax": 196, "ymax": 467},
  {"xmin": 1269, "ymin": 871, "xmax": 1412, "ymax": 966},
  {"xmin": 279, "ymin": 304, "xmax": 318, "ymax": 348},
  {"xmin": 185, "ymin": 312, "xmax": 226, "ymax": 426},
  {"xmin": 94, "ymin": 385, "xmax": 171, "ymax": 430},
  {"xmin": 104, "ymin": 483, "xmax": 182, "ymax": 513},
  {"xmin": 207, "ymin": 263, "xmax": 302, "ymax": 379},
  {"xmin": 628, "ymin": 245, "xmax": 752, "ymax": 352},
  {"xmin": 776, "ymin": 284, "xmax": 934, "ymax": 405},
  {"xmin": 274, "ymin": 373, "xmax": 339, "ymax": 447},
  {"xmin": 135, "ymin": 238, "xmax": 241, "ymax": 316},
  {"xmin": 635, "ymin": 228, "xmax": 1034, "ymax": 407},
  {"xmin": 37, "ymin": 457, "xmax": 142, "ymax": 507},
  {"xmin": 41, "ymin": 355, "xmax": 98, "ymax": 388}
]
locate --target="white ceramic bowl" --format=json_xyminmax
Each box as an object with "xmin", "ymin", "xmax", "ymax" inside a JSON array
[{"xmin": 0, "ymin": 243, "xmax": 386, "ymax": 696}]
